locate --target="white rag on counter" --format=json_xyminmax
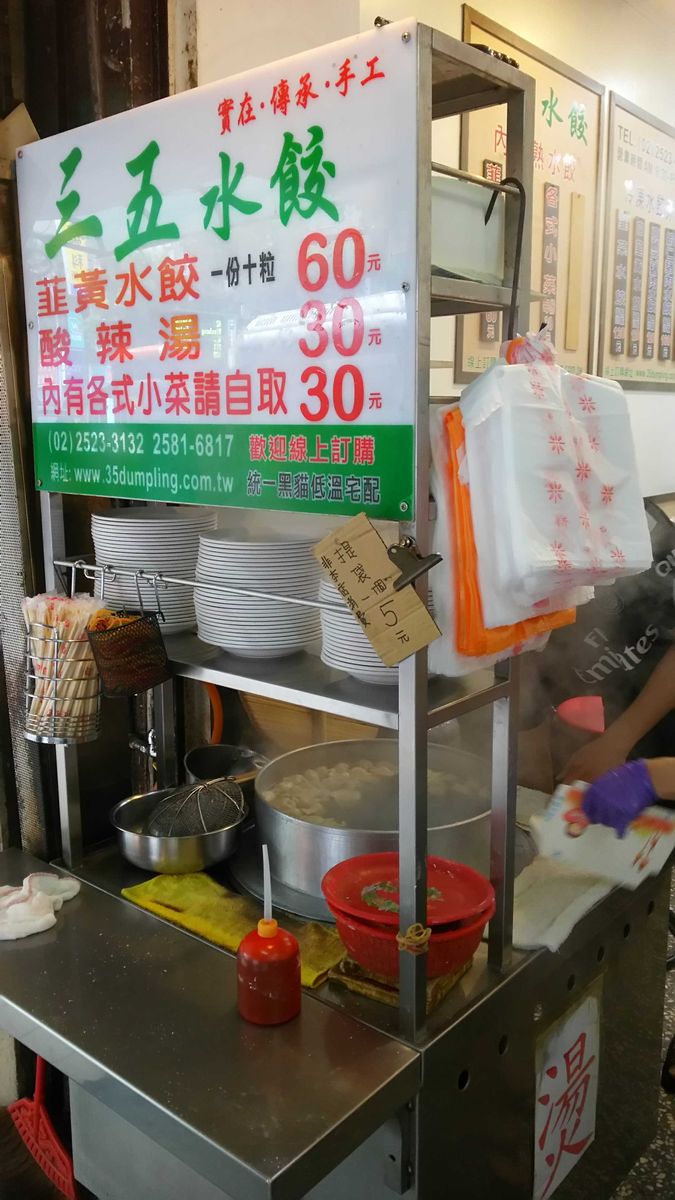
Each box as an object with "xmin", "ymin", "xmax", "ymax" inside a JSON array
[
  {"xmin": 0, "ymin": 873, "xmax": 80, "ymax": 940},
  {"xmin": 513, "ymin": 856, "xmax": 613, "ymax": 952}
]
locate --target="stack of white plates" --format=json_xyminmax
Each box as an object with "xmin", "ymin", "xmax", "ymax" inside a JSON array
[
  {"xmin": 319, "ymin": 580, "xmax": 398, "ymax": 686},
  {"xmin": 91, "ymin": 507, "xmax": 216, "ymax": 633},
  {"xmin": 195, "ymin": 530, "xmax": 321, "ymax": 659}
]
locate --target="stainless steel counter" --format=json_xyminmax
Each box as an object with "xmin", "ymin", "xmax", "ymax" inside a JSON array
[
  {"xmin": 0, "ymin": 848, "xmax": 419, "ymax": 1200},
  {"xmin": 55, "ymin": 840, "xmax": 531, "ymax": 1049}
]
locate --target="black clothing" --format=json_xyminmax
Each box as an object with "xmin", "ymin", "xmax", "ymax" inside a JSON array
[{"xmin": 523, "ymin": 499, "xmax": 675, "ymax": 758}]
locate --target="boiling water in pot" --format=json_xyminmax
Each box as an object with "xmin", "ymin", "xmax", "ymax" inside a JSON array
[{"xmin": 260, "ymin": 757, "xmax": 491, "ymax": 830}]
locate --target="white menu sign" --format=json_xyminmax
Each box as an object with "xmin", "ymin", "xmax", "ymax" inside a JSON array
[{"xmin": 17, "ymin": 20, "xmax": 418, "ymax": 519}]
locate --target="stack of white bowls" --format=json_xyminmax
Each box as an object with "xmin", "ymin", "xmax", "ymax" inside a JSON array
[
  {"xmin": 91, "ymin": 507, "xmax": 216, "ymax": 633},
  {"xmin": 319, "ymin": 580, "xmax": 398, "ymax": 686},
  {"xmin": 195, "ymin": 530, "xmax": 321, "ymax": 658}
]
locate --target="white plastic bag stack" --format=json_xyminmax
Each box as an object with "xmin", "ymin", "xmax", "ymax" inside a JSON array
[
  {"xmin": 429, "ymin": 403, "xmax": 550, "ymax": 678},
  {"xmin": 460, "ymin": 333, "xmax": 651, "ymax": 621}
]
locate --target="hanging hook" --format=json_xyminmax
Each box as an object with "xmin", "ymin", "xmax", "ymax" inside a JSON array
[
  {"xmin": 151, "ymin": 574, "xmax": 166, "ymax": 624},
  {"xmin": 135, "ymin": 570, "xmax": 146, "ymax": 616},
  {"xmin": 69, "ymin": 561, "xmax": 91, "ymax": 600}
]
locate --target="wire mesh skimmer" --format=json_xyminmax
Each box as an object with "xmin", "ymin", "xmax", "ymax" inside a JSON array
[{"xmin": 145, "ymin": 778, "xmax": 246, "ymax": 837}]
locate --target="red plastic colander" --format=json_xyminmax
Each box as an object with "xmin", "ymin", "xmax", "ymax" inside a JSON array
[
  {"xmin": 8, "ymin": 1055, "xmax": 77, "ymax": 1199},
  {"xmin": 322, "ymin": 853, "xmax": 494, "ymax": 928},
  {"xmin": 327, "ymin": 900, "xmax": 495, "ymax": 979}
]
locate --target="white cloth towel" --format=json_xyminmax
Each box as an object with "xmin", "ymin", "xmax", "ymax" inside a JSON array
[
  {"xmin": 0, "ymin": 873, "xmax": 80, "ymax": 940},
  {"xmin": 513, "ymin": 856, "xmax": 613, "ymax": 952}
]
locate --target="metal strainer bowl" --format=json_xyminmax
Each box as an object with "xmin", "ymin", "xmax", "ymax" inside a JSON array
[
  {"xmin": 145, "ymin": 778, "xmax": 245, "ymax": 837},
  {"xmin": 110, "ymin": 782, "xmax": 248, "ymax": 874}
]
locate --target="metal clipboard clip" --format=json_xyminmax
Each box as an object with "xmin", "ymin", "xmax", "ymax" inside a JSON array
[{"xmin": 387, "ymin": 537, "xmax": 442, "ymax": 592}]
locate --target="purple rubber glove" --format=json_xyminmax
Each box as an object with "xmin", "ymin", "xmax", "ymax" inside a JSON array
[{"xmin": 581, "ymin": 759, "xmax": 656, "ymax": 837}]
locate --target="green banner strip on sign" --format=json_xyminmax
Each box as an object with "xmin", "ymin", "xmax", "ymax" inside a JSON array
[{"xmin": 34, "ymin": 423, "xmax": 414, "ymax": 520}]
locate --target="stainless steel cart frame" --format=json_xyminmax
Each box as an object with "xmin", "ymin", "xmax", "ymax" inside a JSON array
[
  {"xmin": 40, "ymin": 25, "xmax": 536, "ymax": 1043},
  {"xmin": 3, "ymin": 25, "xmax": 666, "ymax": 1200}
]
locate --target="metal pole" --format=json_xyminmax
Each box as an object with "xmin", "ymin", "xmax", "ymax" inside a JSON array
[
  {"xmin": 504, "ymin": 78, "xmax": 534, "ymax": 297},
  {"xmin": 53, "ymin": 559, "xmax": 354, "ymax": 612},
  {"xmin": 55, "ymin": 747, "xmax": 83, "ymax": 869},
  {"xmin": 430, "ymin": 160, "xmax": 521, "ymax": 196},
  {"xmin": 398, "ymin": 652, "xmax": 429, "ymax": 1038},
  {"xmin": 397, "ymin": 23, "xmax": 433, "ymax": 1043},
  {"xmin": 40, "ymin": 491, "xmax": 83, "ymax": 867},
  {"xmin": 154, "ymin": 678, "xmax": 178, "ymax": 789},
  {"xmin": 488, "ymin": 659, "xmax": 520, "ymax": 969},
  {"xmin": 484, "ymin": 76, "xmax": 534, "ymax": 969}
]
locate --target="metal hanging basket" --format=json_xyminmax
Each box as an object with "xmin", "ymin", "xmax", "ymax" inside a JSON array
[{"xmin": 87, "ymin": 571, "xmax": 172, "ymax": 699}]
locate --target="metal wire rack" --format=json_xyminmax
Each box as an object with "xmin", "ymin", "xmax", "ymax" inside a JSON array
[{"xmin": 54, "ymin": 557, "xmax": 350, "ymax": 615}]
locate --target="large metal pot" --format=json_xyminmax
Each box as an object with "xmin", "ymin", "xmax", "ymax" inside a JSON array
[{"xmin": 254, "ymin": 740, "xmax": 490, "ymax": 899}]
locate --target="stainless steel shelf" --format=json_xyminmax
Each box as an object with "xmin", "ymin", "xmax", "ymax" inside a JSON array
[
  {"xmin": 431, "ymin": 274, "xmax": 516, "ymax": 316},
  {"xmin": 431, "ymin": 27, "xmax": 534, "ymax": 118},
  {"xmin": 430, "ymin": 276, "xmax": 544, "ymax": 317},
  {"xmin": 165, "ymin": 632, "xmax": 505, "ymax": 731}
]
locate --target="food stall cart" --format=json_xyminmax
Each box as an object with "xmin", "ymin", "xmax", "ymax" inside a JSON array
[{"xmin": 0, "ymin": 19, "xmax": 670, "ymax": 1200}]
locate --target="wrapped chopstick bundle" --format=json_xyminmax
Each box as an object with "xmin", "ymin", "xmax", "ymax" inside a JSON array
[{"xmin": 22, "ymin": 593, "xmax": 102, "ymax": 741}]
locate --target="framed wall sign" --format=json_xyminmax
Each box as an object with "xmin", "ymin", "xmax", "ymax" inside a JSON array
[
  {"xmin": 459, "ymin": 7, "xmax": 604, "ymax": 383},
  {"xmin": 599, "ymin": 94, "xmax": 675, "ymax": 389}
]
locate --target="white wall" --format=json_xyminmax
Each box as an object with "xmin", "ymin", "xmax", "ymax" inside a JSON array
[
  {"xmin": 193, "ymin": 0, "xmax": 675, "ymax": 496},
  {"xmin": 360, "ymin": 0, "xmax": 675, "ymax": 123},
  {"xmin": 196, "ymin": 0, "xmax": 360, "ymax": 83},
  {"xmin": 627, "ymin": 393, "xmax": 675, "ymax": 496}
]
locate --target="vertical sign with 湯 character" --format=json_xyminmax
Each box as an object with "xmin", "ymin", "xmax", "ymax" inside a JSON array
[
  {"xmin": 17, "ymin": 20, "xmax": 418, "ymax": 518},
  {"xmin": 459, "ymin": 8, "xmax": 603, "ymax": 382},
  {"xmin": 533, "ymin": 984, "xmax": 601, "ymax": 1200},
  {"xmin": 600, "ymin": 94, "xmax": 675, "ymax": 387}
]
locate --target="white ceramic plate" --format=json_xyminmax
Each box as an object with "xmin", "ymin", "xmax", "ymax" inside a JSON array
[{"xmin": 93, "ymin": 506, "xmax": 215, "ymax": 523}]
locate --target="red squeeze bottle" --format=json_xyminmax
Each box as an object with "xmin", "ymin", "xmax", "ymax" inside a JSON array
[{"xmin": 237, "ymin": 917, "xmax": 301, "ymax": 1025}]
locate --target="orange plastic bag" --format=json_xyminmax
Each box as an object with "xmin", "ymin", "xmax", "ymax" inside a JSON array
[{"xmin": 444, "ymin": 408, "xmax": 575, "ymax": 656}]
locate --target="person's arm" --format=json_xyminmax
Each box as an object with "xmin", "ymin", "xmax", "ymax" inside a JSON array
[
  {"xmin": 644, "ymin": 757, "xmax": 675, "ymax": 801},
  {"xmin": 562, "ymin": 643, "xmax": 675, "ymax": 782},
  {"xmin": 518, "ymin": 718, "xmax": 555, "ymax": 793}
]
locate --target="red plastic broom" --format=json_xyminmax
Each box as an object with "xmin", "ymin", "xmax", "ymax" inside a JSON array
[{"xmin": 8, "ymin": 1056, "xmax": 77, "ymax": 1199}]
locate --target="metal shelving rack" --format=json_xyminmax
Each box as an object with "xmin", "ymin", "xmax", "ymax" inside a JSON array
[{"xmin": 39, "ymin": 25, "xmax": 535, "ymax": 1045}]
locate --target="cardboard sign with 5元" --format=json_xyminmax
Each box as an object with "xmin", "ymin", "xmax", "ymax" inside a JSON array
[{"xmin": 314, "ymin": 513, "xmax": 440, "ymax": 667}]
